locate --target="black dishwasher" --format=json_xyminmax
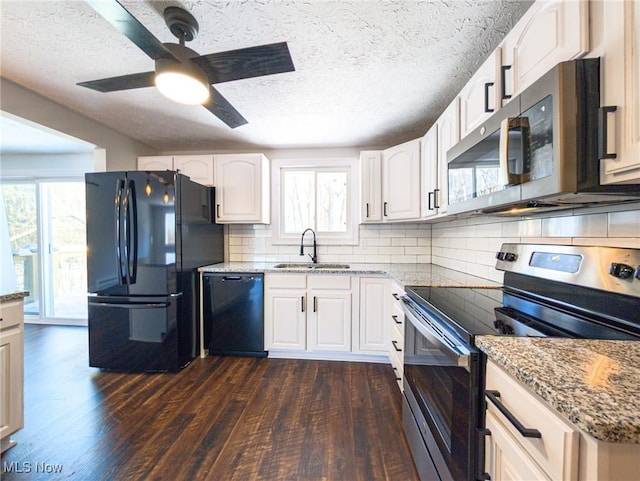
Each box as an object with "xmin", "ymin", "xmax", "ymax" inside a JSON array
[{"xmin": 203, "ymin": 273, "xmax": 266, "ymax": 357}]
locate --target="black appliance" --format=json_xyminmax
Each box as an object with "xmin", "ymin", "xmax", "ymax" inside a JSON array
[
  {"xmin": 203, "ymin": 273, "xmax": 266, "ymax": 357},
  {"xmin": 447, "ymin": 58, "xmax": 640, "ymax": 216},
  {"xmin": 401, "ymin": 243, "xmax": 640, "ymax": 481},
  {"xmin": 85, "ymin": 171, "xmax": 224, "ymax": 372}
]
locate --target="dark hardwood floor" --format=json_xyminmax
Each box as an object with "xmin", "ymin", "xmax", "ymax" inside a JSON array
[{"xmin": 1, "ymin": 325, "xmax": 419, "ymax": 480}]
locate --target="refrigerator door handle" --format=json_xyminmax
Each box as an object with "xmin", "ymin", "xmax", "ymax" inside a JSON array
[
  {"xmin": 89, "ymin": 301, "xmax": 170, "ymax": 309},
  {"xmin": 128, "ymin": 179, "xmax": 138, "ymax": 283},
  {"xmin": 122, "ymin": 178, "xmax": 138, "ymax": 285},
  {"xmin": 115, "ymin": 179, "xmax": 126, "ymax": 284}
]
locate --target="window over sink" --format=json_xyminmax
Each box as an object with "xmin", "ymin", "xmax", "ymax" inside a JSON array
[{"xmin": 272, "ymin": 158, "xmax": 359, "ymax": 245}]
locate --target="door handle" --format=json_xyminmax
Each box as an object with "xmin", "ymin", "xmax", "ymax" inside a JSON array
[
  {"xmin": 433, "ymin": 188, "xmax": 440, "ymax": 209},
  {"xmin": 484, "ymin": 82, "xmax": 495, "ymax": 113},
  {"xmin": 500, "ymin": 65, "xmax": 512, "ymax": 100},
  {"xmin": 301, "ymin": 296, "xmax": 305, "ymax": 312},
  {"xmin": 366, "ymin": 202, "xmax": 370, "ymax": 218},
  {"xmin": 485, "ymin": 390, "xmax": 542, "ymax": 438},
  {"xmin": 383, "ymin": 202, "xmax": 388, "ymax": 217},
  {"xmin": 313, "ymin": 296, "xmax": 317, "ymax": 312},
  {"xmin": 114, "ymin": 179, "xmax": 126, "ymax": 284}
]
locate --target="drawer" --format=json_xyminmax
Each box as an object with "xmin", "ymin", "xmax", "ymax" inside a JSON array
[
  {"xmin": 0, "ymin": 300, "xmax": 24, "ymax": 331},
  {"xmin": 265, "ymin": 274, "xmax": 307, "ymax": 289},
  {"xmin": 308, "ymin": 275, "xmax": 351, "ymax": 290},
  {"xmin": 485, "ymin": 359, "xmax": 579, "ymax": 481}
]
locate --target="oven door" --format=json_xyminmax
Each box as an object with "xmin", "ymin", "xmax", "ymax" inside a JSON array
[{"xmin": 402, "ymin": 298, "xmax": 481, "ymax": 481}]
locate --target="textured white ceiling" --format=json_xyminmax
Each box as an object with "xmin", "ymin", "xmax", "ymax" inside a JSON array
[{"xmin": 0, "ymin": 0, "xmax": 532, "ymax": 152}]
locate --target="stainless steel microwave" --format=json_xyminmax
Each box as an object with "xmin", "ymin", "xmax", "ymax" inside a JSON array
[{"xmin": 446, "ymin": 58, "xmax": 640, "ymax": 216}]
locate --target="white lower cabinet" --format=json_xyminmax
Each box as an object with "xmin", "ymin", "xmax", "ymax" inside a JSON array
[
  {"xmin": 484, "ymin": 359, "xmax": 580, "ymax": 481},
  {"xmin": 388, "ymin": 281, "xmax": 405, "ymax": 391},
  {"xmin": 265, "ymin": 274, "xmax": 353, "ymax": 354},
  {"xmin": 0, "ymin": 298, "xmax": 25, "ymax": 453},
  {"xmin": 357, "ymin": 277, "xmax": 388, "ymax": 353}
]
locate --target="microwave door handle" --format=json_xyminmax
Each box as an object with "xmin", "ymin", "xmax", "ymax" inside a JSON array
[{"xmin": 499, "ymin": 117, "xmax": 527, "ymax": 186}]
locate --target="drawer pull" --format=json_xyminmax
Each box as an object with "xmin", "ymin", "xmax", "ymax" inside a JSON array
[
  {"xmin": 485, "ymin": 390, "xmax": 542, "ymax": 439},
  {"xmin": 392, "ymin": 367, "xmax": 402, "ymax": 381},
  {"xmin": 391, "ymin": 340, "xmax": 402, "ymax": 352},
  {"xmin": 392, "ymin": 293, "xmax": 400, "ymax": 300},
  {"xmin": 391, "ymin": 314, "xmax": 401, "ymax": 324}
]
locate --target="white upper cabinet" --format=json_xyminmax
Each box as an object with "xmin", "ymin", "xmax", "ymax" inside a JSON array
[
  {"xmin": 137, "ymin": 155, "xmax": 214, "ymax": 186},
  {"xmin": 381, "ymin": 138, "xmax": 421, "ymax": 221},
  {"xmin": 138, "ymin": 155, "xmax": 173, "ymax": 171},
  {"xmin": 435, "ymin": 98, "xmax": 460, "ymax": 215},
  {"xmin": 421, "ymin": 125, "xmax": 439, "ymax": 219},
  {"xmin": 459, "ymin": 49, "xmax": 502, "ymax": 139},
  {"xmin": 213, "ymin": 153, "xmax": 270, "ymax": 224},
  {"xmin": 173, "ymin": 155, "xmax": 214, "ymax": 186},
  {"xmin": 359, "ymin": 151, "xmax": 383, "ymax": 223},
  {"xmin": 598, "ymin": 0, "xmax": 640, "ymax": 184},
  {"xmin": 502, "ymin": 0, "xmax": 589, "ymax": 100}
]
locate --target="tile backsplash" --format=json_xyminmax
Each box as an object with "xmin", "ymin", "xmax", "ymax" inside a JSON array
[
  {"xmin": 227, "ymin": 223, "xmax": 432, "ymax": 264},
  {"xmin": 226, "ymin": 202, "xmax": 640, "ymax": 283}
]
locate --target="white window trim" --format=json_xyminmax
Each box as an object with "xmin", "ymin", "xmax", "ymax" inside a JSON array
[{"xmin": 271, "ymin": 157, "xmax": 360, "ymax": 246}]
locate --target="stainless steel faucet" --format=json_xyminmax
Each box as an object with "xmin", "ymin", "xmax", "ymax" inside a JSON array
[{"xmin": 300, "ymin": 228, "xmax": 318, "ymax": 263}]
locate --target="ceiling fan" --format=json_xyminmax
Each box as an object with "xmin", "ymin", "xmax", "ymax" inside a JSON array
[{"xmin": 77, "ymin": 0, "xmax": 295, "ymax": 128}]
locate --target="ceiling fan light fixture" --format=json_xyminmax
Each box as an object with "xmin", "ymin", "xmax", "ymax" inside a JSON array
[{"xmin": 155, "ymin": 59, "xmax": 210, "ymax": 105}]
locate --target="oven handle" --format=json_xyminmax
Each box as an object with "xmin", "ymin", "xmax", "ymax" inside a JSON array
[{"xmin": 401, "ymin": 297, "xmax": 471, "ymax": 369}]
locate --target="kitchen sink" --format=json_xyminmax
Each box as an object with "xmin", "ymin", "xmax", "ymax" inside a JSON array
[{"xmin": 273, "ymin": 263, "xmax": 350, "ymax": 270}]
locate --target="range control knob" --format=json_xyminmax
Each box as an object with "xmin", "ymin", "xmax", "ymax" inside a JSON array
[
  {"xmin": 635, "ymin": 266, "xmax": 640, "ymax": 280},
  {"xmin": 496, "ymin": 251, "xmax": 518, "ymax": 262},
  {"xmin": 609, "ymin": 263, "xmax": 634, "ymax": 279}
]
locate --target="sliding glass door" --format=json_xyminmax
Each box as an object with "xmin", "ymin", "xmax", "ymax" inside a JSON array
[{"xmin": 1, "ymin": 180, "xmax": 87, "ymax": 321}]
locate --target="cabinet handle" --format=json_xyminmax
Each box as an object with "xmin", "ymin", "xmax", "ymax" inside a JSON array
[
  {"xmin": 392, "ymin": 314, "xmax": 401, "ymax": 325},
  {"xmin": 383, "ymin": 202, "xmax": 388, "ymax": 217},
  {"xmin": 428, "ymin": 191, "xmax": 434, "ymax": 211},
  {"xmin": 301, "ymin": 296, "xmax": 305, "ymax": 312},
  {"xmin": 216, "ymin": 204, "xmax": 221, "ymax": 218},
  {"xmin": 392, "ymin": 293, "xmax": 400, "ymax": 300},
  {"xmin": 500, "ymin": 65, "xmax": 512, "ymax": 100},
  {"xmin": 391, "ymin": 340, "xmax": 402, "ymax": 352},
  {"xmin": 313, "ymin": 296, "xmax": 317, "ymax": 312},
  {"xmin": 476, "ymin": 428, "xmax": 492, "ymax": 480},
  {"xmin": 598, "ymin": 106, "xmax": 618, "ymax": 159},
  {"xmin": 366, "ymin": 202, "xmax": 370, "ymax": 218},
  {"xmin": 485, "ymin": 390, "xmax": 542, "ymax": 438},
  {"xmin": 484, "ymin": 82, "xmax": 495, "ymax": 113},
  {"xmin": 433, "ymin": 188, "xmax": 440, "ymax": 209},
  {"xmin": 392, "ymin": 367, "xmax": 402, "ymax": 381}
]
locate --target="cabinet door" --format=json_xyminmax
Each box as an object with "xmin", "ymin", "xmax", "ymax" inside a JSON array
[
  {"xmin": 0, "ymin": 328, "xmax": 23, "ymax": 444},
  {"xmin": 358, "ymin": 277, "xmax": 387, "ymax": 353},
  {"xmin": 421, "ymin": 125, "xmax": 439, "ymax": 218},
  {"xmin": 382, "ymin": 139, "xmax": 421, "ymax": 221},
  {"xmin": 173, "ymin": 155, "xmax": 214, "ymax": 186},
  {"xmin": 485, "ymin": 409, "xmax": 551, "ymax": 481},
  {"xmin": 308, "ymin": 290, "xmax": 352, "ymax": 352},
  {"xmin": 213, "ymin": 154, "xmax": 269, "ymax": 223},
  {"xmin": 506, "ymin": 0, "xmax": 589, "ymax": 97},
  {"xmin": 360, "ymin": 151, "xmax": 383, "ymax": 223},
  {"xmin": 600, "ymin": 0, "xmax": 640, "ymax": 184},
  {"xmin": 264, "ymin": 288, "xmax": 306, "ymax": 350},
  {"xmin": 459, "ymin": 49, "xmax": 501, "ymax": 139},
  {"xmin": 137, "ymin": 156, "xmax": 173, "ymax": 171},
  {"xmin": 436, "ymin": 98, "xmax": 460, "ymax": 215}
]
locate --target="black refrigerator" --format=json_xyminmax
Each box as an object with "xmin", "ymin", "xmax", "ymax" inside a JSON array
[{"xmin": 85, "ymin": 171, "xmax": 224, "ymax": 372}]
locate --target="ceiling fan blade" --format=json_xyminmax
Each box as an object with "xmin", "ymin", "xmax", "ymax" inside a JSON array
[
  {"xmin": 77, "ymin": 71, "xmax": 155, "ymax": 92},
  {"xmin": 192, "ymin": 42, "xmax": 295, "ymax": 84},
  {"xmin": 85, "ymin": 0, "xmax": 178, "ymax": 62},
  {"xmin": 203, "ymin": 86, "xmax": 248, "ymax": 128}
]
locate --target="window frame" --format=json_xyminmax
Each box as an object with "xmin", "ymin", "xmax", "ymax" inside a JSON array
[{"xmin": 271, "ymin": 157, "xmax": 360, "ymax": 246}]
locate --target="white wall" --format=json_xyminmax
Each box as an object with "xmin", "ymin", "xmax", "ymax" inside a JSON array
[{"xmin": 0, "ymin": 78, "xmax": 156, "ymax": 171}]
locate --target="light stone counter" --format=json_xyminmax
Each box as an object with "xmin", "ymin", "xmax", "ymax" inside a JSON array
[
  {"xmin": 476, "ymin": 336, "xmax": 640, "ymax": 443},
  {"xmin": 198, "ymin": 262, "xmax": 501, "ymax": 289},
  {"xmin": 0, "ymin": 291, "xmax": 29, "ymax": 303}
]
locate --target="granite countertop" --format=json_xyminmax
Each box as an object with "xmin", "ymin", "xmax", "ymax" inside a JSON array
[
  {"xmin": 477, "ymin": 336, "xmax": 640, "ymax": 444},
  {"xmin": 198, "ymin": 262, "xmax": 501, "ymax": 289},
  {"xmin": 0, "ymin": 291, "xmax": 29, "ymax": 302}
]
